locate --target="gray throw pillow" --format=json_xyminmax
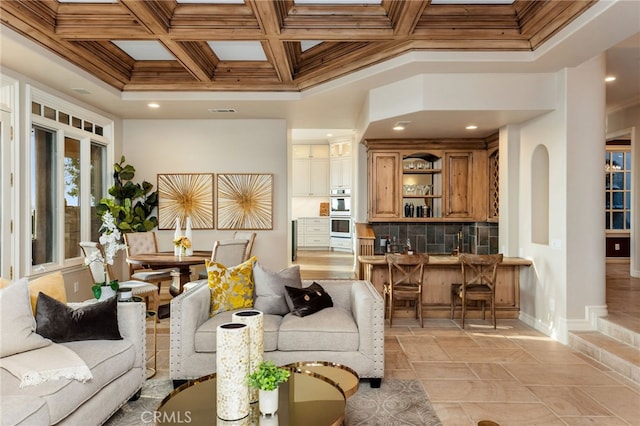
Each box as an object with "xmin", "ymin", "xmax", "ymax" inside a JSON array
[{"xmin": 253, "ymin": 263, "xmax": 302, "ymax": 315}]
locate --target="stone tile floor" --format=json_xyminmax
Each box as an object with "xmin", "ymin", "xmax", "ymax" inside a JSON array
[{"xmin": 145, "ymin": 256, "xmax": 639, "ymax": 425}]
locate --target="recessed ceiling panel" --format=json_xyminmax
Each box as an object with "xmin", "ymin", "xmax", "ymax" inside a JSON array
[
  {"xmin": 301, "ymin": 41, "xmax": 323, "ymax": 52},
  {"xmin": 176, "ymin": 0, "xmax": 244, "ymax": 3},
  {"xmin": 294, "ymin": 0, "xmax": 382, "ymax": 4},
  {"xmin": 431, "ymin": 0, "xmax": 514, "ymax": 4},
  {"xmin": 207, "ymin": 41, "xmax": 267, "ymax": 61},
  {"xmin": 112, "ymin": 41, "xmax": 175, "ymax": 61}
]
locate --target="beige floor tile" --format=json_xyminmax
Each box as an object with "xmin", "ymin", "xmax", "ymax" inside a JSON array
[
  {"xmin": 421, "ymin": 379, "xmax": 538, "ymax": 403},
  {"xmin": 434, "ymin": 335, "xmax": 480, "ymax": 349},
  {"xmin": 467, "ymin": 363, "xmax": 514, "ymax": 380},
  {"xmin": 504, "ymin": 364, "xmax": 623, "ymax": 386},
  {"xmin": 560, "ymin": 415, "xmax": 629, "ymax": 425},
  {"xmin": 469, "ymin": 334, "xmax": 520, "ymax": 348},
  {"xmin": 411, "ymin": 362, "xmax": 477, "ymax": 380},
  {"xmin": 384, "ymin": 350, "xmax": 412, "ymax": 370},
  {"xmin": 398, "ymin": 335, "xmax": 452, "ymax": 362},
  {"xmin": 384, "ymin": 335, "xmax": 401, "ymax": 351},
  {"xmin": 384, "ymin": 369, "xmax": 417, "ymax": 380},
  {"xmin": 525, "ymin": 348, "xmax": 589, "ymax": 364},
  {"xmin": 443, "ymin": 347, "xmax": 539, "ymax": 363},
  {"xmin": 527, "ymin": 386, "xmax": 613, "ymax": 416},
  {"xmin": 430, "ymin": 402, "xmax": 474, "ymax": 426},
  {"xmin": 462, "ymin": 402, "xmax": 564, "ymax": 426},
  {"xmin": 580, "ymin": 385, "xmax": 640, "ymax": 424}
]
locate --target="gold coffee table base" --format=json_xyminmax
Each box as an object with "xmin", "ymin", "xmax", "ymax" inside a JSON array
[{"xmin": 284, "ymin": 361, "xmax": 359, "ymax": 398}]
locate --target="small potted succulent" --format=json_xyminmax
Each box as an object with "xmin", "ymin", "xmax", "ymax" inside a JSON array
[{"xmin": 247, "ymin": 361, "xmax": 291, "ymax": 416}]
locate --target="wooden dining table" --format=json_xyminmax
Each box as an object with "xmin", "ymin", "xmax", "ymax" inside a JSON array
[{"xmin": 126, "ymin": 252, "xmax": 209, "ymax": 296}]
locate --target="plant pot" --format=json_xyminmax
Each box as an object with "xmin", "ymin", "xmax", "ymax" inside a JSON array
[
  {"xmin": 258, "ymin": 388, "xmax": 278, "ymax": 416},
  {"xmin": 98, "ymin": 285, "xmax": 117, "ymax": 301}
]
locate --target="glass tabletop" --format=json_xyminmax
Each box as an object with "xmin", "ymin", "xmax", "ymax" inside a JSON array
[{"xmin": 157, "ymin": 371, "xmax": 345, "ymax": 425}]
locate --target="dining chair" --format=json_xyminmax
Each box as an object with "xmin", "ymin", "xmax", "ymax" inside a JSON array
[
  {"xmin": 123, "ymin": 232, "xmax": 172, "ymax": 294},
  {"xmin": 79, "ymin": 241, "xmax": 159, "ymax": 314},
  {"xmin": 233, "ymin": 231, "xmax": 256, "ymax": 260},
  {"xmin": 198, "ymin": 239, "xmax": 250, "ymax": 280},
  {"xmin": 451, "ymin": 253, "xmax": 503, "ymax": 329},
  {"xmin": 384, "ymin": 253, "xmax": 429, "ymax": 327}
]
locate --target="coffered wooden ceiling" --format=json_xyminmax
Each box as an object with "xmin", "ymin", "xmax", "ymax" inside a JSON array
[{"xmin": 1, "ymin": 0, "xmax": 597, "ymax": 93}]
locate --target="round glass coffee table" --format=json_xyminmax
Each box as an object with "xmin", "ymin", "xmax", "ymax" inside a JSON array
[
  {"xmin": 284, "ymin": 361, "xmax": 359, "ymax": 398},
  {"xmin": 157, "ymin": 369, "xmax": 346, "ymax": 425}
]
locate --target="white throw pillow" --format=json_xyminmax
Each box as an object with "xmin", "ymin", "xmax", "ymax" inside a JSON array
[
  {"xmin": 253, "ymin": 263, "xmax": 302, "ymax": 315},
  {"xmin": 0, "ymin": 278, "xmax": 51, "ymax": 357}
]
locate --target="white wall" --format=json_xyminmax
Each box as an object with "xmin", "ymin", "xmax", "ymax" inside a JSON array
[
  {"xmin": 123, "ymin": 119, "xmax": 289, "ymax": 271},
  {"xmin": 517, "ymin": 56, "xmax": 607, "ymax": 341}
]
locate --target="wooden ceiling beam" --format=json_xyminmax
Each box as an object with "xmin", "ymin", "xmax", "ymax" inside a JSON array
[{"xmin": 387, "ymin": 0, "xmax": 429, "ymax": 36}]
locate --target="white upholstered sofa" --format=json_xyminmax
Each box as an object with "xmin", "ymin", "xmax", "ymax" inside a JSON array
[
  {"xmin": 0, "ymin": 297, "xmax": 146, "ymax": 426},
  {"xmin": 170, "ymin": 279, "xmax": 385, "ymax": 387}
]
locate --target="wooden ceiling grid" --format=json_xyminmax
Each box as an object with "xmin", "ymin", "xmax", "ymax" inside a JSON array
[{"xmin": 0, "ymin": 0, "xmax": 596, "ymax": 92}]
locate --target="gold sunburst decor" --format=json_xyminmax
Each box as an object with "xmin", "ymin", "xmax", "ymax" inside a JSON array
[
  {"xmin": 158, "ymin": 173, "xmax": 214, "ymax": 229},
  {"xmin": 217, "ymin": 174, "xmax": 273, "ymax": 230}
]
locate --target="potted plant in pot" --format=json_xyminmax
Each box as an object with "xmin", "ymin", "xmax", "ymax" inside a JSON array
[{"xmin": 248, "ymin": 361, "xmax": 291, "ymax": 416}]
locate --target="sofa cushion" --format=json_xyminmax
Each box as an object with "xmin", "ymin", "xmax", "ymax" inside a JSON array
[
  {"xmin": 0, "ymin": 278, "xmax": 51, "ymax": 358},
  {"xmin": 278, "ymin": 307, "xmax": 359, "ymax": 352},
  {"xmin": 0, "ymin": 395, "xmax": 49, "ymax": 425},
  {"xmin": 285, "ymin": 282, "xmax": 333, "ymax": 317},
  {"xmin": 253, "ymin": 263, "xmax": 302, "ymax": 315},
  {"xmin": 0, "ymin": 338, "xmax": 135, "ymax": 424},
  {"xmin": 194, "ymin": 309, "xmax": 281, "ymax": 353},
  {"xmin": 28, "ymin": 271, "xmax": 67, "ymax": 314},
  {"xmin": 207, "ymin": 256, "xmax": 256, "ymax": 317},
  {"xmin": 35, "ymin": 293, "xmax": 122, "ymax": 343}
]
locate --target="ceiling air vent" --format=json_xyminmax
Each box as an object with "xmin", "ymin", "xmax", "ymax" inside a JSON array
[{"xmin": 208, "ymin": 108, "xmax": 237, "ymax": 113}]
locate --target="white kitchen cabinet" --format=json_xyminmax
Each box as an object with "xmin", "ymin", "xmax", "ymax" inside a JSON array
[
  {"xmin": 330, "ymin": 140, "xmax": 352, "ymax": 189},
  {"xmin": 292, "ymin": 145, "xmax": 329, "ymax": 196},
  {"xmin": 297, "ymin": 217, "xmax": 330, "ymax": 248}
]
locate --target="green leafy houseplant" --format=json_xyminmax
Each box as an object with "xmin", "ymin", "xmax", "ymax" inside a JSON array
[
  {"xmin": 247, "ymin": 361, "xmax": 291, "ymax": 391},
  {"xmin": 97, "ymin": 156, "xmax": 159, "ymax": 233}
]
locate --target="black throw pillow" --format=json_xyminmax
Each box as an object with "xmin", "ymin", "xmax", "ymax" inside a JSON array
[
  {"xmin": 35, "ymin": 292, "xmax": 122, "ymax": 343},
  {"xmin": 284, "ymin": 282, "xmax": 333, "ymax": 317}
]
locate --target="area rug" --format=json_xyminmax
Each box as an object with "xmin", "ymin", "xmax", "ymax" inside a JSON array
[{"xmin": 105, "ymin": 378, "xmax": 441, "ymax": 426}]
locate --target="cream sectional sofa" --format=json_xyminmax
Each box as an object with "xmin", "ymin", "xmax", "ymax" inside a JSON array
[
  {"xmin": 0, "ymin": 301, "xmax": 146, "ymax": 425},
  {"xmin": 170, "ymin": 279, "xmax": 385, "ymax": 387}
]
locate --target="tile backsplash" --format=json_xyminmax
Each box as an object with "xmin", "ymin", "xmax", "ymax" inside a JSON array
[{"xmin": 370, "ymin": 222, "xmax": 498, "ymax": 255}]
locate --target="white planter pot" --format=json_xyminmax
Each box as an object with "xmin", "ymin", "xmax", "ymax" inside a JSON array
[
  {"xmin": 98, "ymin": 286, "xmax": 116, "ymax": 301},
  {"xmin": 258, "ymin": 388, "xmax": 278, "ymax": 416}
]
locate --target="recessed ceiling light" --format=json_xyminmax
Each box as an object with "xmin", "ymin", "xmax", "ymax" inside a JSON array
[
  {"xmin": 327, "ymin": 133, "xmax": 333, "ymax": 137},
  {"xmin": 71, "ymin": 87, "xmax": 91, "ymax": 95},
  {"xmin": 466, "ymin": 125, "xmax": 478, "ymax": 130},
  {"xmin": 393, "ymin": 121, "xmax": 410, "ymax": 131},
  {"xmin": 605, "ymin": 76, "xmax": 616, "ymax": 82},
  {"xmin": 208, "ymin": 108, "xmax": 237, "ymax": 113},
  {"xmin": 148, "ymin": 102, "xmax": 160, "ymax": 108}
]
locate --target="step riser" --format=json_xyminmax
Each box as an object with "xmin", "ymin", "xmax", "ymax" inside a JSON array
[
  {"xmin": 568, "ymin": 333, "xmax": 640, "ymax": 385},
  {"xmin": 597, "ymin": 317, "xmax": 640, "ymax": 350}
]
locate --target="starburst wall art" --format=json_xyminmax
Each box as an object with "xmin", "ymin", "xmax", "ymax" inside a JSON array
[
  {"xmin": 157, "ymin": 173, "xmax": 214, "ymax": 229},
  {"xmin": 217, "ymin": 174, "xmax": 273, "ymax": 230}
]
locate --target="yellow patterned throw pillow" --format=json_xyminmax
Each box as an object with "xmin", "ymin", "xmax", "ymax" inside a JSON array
[{"xmin": 207, "ymin": 256, "xmax": 257, "ymax": 317}]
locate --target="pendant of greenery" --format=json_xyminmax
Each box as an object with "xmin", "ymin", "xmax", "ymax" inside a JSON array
[
  {"xmin": 97, "ymin": 156, "xmax": 159, "ymax": 232},
  {"xmin": 247, "ymin": 361, "xmax": 291, "ymax": 391}
]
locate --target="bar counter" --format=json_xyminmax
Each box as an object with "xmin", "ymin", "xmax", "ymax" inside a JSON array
[{"xmin": 358, "ymin": 254, "xmax": 532, "ymax": 319}]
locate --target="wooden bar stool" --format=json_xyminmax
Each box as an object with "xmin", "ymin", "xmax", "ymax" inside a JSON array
[{"xmin": 384, "ymin": 253, "xmax": 429, "ymax": 327}]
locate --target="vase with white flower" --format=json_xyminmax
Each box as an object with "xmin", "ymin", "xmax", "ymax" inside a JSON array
[
  {"xmin": 84, "ymin": 211, "xmax": 127, "ymax": 299},
  {"xmin": 173, "ymin": 235, "xmax": 191, "ymax": 258}
]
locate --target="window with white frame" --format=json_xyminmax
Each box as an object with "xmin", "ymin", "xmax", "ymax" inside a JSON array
[
  {"xmin": 605, "ymin": 145, "xmax": 631, "ymax": 231},
  {"xmin": 29, "ymin": 87, "xmax": 112, "ymax": 273}
]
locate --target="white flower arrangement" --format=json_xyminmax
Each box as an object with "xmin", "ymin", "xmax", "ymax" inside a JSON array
[{"xmin": 85, "ymin": 211, "xmax": 127, "ymax": 299}]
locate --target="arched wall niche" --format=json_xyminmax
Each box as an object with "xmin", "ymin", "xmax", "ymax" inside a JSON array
[{"xmin": 531, "ymin": 144, "xmax": 549, "ymax": 245}]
